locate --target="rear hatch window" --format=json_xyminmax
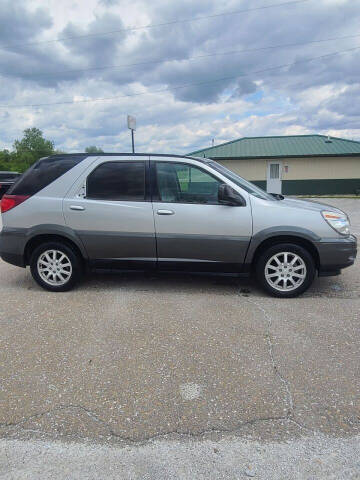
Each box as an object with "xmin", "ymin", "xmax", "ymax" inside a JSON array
[{"xmin": 7, "ymin": 155, "xmax": 87, "ymax": 196}]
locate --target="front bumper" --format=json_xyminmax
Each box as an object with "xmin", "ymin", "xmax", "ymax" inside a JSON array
[{"xmin": 316, "ymin": 235, "xmax": 357, "ymax": 276}]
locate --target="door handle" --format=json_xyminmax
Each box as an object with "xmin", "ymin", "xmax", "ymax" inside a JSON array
[
  {"xmin": 157, "ymin": 209, "xmax": 175, "ymax": 215},
  {"xmin": 70, "ymin": 205, "xmax": 85, "ymax": 211}
]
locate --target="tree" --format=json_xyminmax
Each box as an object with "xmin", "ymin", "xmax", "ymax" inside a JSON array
[
  {"xmin": 13, "ymin": 127, "xmax": 55, "ymax": 159},
  {"xmin": 85, "ymin": 146, "xmax": 104, "ymax": 153},
  {"xmin": 0, "ymin": 128, "xmax": 56, "ymax": 173}
]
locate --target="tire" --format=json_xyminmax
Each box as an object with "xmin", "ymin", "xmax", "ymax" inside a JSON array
[
  {"xmin": 30, "ymin": 241, "xmax": 83, "ymax": 292},
  {"xmin": 255, "ymin": 243, "xmax": 316, "ymax": 298}
]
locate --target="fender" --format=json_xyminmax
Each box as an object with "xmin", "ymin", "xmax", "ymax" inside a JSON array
[
  {"xmin": 24, "ymin": 224, "xmax": 89, "ymax": 259},
  {"xmin": 244, "ymin": 226, "xmax": 321, "ymax": 265}
]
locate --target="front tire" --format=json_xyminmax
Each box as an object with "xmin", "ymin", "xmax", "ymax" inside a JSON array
[
  {"xmin": 256, "ymin": 243, "xmax": 316, "ymax": 298},
  {"xmin": 30, "ymin": 241, "xmax": 83, "ymax": 292}
]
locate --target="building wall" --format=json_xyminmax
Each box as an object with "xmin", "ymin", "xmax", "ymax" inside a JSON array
[
  {"xmin": 218, "ymin": 159, "xmax": 266, "ymax": 181},
  {"xmin": 280, "ymin": 156, "xmax": 360, "ymax": 180},
  {"xmin": 216, "ymin": 156, "xmax": 360, "ymax": 195}
]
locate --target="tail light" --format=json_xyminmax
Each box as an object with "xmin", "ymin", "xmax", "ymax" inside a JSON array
[{"xmin": 1, "ymin": 194, "xmax": 30, "ymax": 213}]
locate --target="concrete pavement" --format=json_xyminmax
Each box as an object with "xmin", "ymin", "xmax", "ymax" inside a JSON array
[{"xmin": 0, "ymin": 198, "xmax": 359, "ymax": 478}]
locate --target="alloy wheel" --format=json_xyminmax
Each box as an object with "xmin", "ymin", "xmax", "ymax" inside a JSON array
[
  {"xmin": 37, "ymin": 249, "xmax": 73, "ymax": 286},
  {"xmin": 264, "ymin": 251, "xmax": 307, "ymax": 292}
]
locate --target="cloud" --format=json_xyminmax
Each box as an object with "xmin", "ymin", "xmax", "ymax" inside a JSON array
[
  {"xmin": 0, "ymin": 1, "xmax": 52, "ymax": 50},
  {"xmin": 99, "ymin": 0, "xmax": 119, "ymax": 5},
  {"xmin": 0, "ymin": 0, "xmax": 360, "ymax": 153},
  {"xmin": 60, "ymin": 13, "xmax": 128, "ymax": 65}
]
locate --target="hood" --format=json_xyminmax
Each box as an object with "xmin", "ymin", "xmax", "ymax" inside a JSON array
[{"xmin": 279, "ymin": 197, "xmax": 345, "ymax": 214}]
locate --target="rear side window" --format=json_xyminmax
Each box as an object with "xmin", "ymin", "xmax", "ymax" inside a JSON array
[
  {"xmin": 87, "ymin": 162, "xmax": 145, "ymax": 201},
  {"xmin": 8, "ymin": 155, "xmax": 86, "ymax": 196}
]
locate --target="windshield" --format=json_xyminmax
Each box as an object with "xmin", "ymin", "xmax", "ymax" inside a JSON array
[{"xmin": 208, "ymin": 160, "xmax": 275, "ymax": 201}]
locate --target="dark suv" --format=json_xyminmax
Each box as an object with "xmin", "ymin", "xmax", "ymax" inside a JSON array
[{"xmin": 0, "ymin": 171, "xmax": 21, "ymax": 199}]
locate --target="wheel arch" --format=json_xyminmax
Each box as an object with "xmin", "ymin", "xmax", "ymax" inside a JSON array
[
  {"xmin": 24, "ymin": 233, "xmax": 86, "ymax": 265},
  {"xmin": 249, "ymin": 234, "xmax": 320, "ymax": 270}
]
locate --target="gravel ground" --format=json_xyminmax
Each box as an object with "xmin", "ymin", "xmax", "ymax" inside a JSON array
[{"xmin": 0, "ymin": 198, "xmax": 359, "ymax": 479}]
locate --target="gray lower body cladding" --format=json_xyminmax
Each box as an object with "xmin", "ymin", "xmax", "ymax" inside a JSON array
[
  {"xmin": 155, "ymin": 233, "xmax": 250, "ymax": 265},
  {"xmin": 80, "ymin": 231, "xmax": 250, "ymax": 273},
  {"xmin": 0, "ymin": 227, "xmax": 27, "ymax": 267},
  {"xmin": 76, "ymin": 230, "xmax": 156, "ymax": 262},
  {"xmin": 0, "ymin": 227, "xmax": 357, "ymax": 276},
  {"xmin": 0, "ymin": 225, "xmax": 88, "ymax": 268}
]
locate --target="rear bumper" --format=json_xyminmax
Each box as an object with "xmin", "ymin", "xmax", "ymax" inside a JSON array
[
  {"xmin": 0, "ymin": 252, "xmax": 25, "ymax": 267},
  {"xmin": 0, "ymin": 227, "xmax": 26, "ymax": 267},
  {"xmin": 316, "ymin": 235, "xmax": 357, "ymax": 276}
]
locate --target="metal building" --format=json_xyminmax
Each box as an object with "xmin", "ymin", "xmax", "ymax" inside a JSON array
[{"xmin": 189, "ymin": 134, "xmax": 360, "ymax": 195}]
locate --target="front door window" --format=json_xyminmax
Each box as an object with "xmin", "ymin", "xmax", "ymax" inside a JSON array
[{"xmin": 156, "ymin": 162, "xmax": 221, "ymax": 204}]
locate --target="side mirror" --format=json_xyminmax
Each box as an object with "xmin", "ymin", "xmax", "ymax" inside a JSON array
[
  {"xmin": 269, "ymin": 193, "xmax": 285, "ymax": 200},
  {"xmin": 218, "ymin": 184, "xmax": 245, "ymax": 206}
]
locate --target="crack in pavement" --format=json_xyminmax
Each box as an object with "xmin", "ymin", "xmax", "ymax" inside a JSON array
[
  {"xmin": 0, "ymin": 294, "xmax": 314, "ymax": 445},
  {"xmin": 0, "ymin": 404, "xmax": 306, "ymax": 445},
  {"xmin": 244, "ymin": 297, "xmax": 312, "ymax": 433},
  {"xmin": 0, "ymin": 404, "xmax": 110, "ymax": 431},
  {"xmin": 246, "ymin": 298, "xmax": 294, "ymax": 413}
]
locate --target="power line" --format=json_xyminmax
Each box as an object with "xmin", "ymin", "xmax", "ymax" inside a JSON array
[
  {"xmin": 4, "ymin": 32, "xmax": 359, "ymax": 81},
  {"xmin": 0, "ymin": 0, "xmax": 310, "ymax": 50},
  {"xmin": 1, "ymin": 45, "xmax": 358, "ymax": 109}
]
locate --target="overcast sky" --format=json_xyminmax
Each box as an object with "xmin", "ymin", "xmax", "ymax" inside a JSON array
[{"xmin": 0, "ymin": 0, "xmax": 359, "ymax": 153}]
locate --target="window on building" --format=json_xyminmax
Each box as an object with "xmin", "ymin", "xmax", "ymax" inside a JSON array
[{"xmin": 270, "ymin": 163, "xmax": 280, "ymax": 179}]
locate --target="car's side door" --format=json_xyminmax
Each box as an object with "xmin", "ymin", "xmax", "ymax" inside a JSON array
[
  {"xmin": 151, "ymin": 158, "xmax": 253, "ymax": 272},
  {"xmin": 63, "ymin": 158, "xmax": 156, "ymax": 269}
]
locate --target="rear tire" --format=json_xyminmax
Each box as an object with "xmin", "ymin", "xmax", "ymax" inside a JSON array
[
  {"xmin": 256, "ymin": 243, "xmax": 316, "ymax": 298},
  {"xmin": 30, "ymin": 241, "xmax": 83, "ymax": 292}
]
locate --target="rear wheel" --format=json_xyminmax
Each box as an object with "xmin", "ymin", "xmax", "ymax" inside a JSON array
[
  {"xmin": 30, "ymin": 241, "xmax": 83, "ymax": 292},
  {"xmin": 256, "ymin": 243, "xmax": 316, "ymax": 298}
]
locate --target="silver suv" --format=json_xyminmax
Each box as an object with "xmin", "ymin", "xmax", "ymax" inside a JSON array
[{"xmin": 0, "ymin": 154, "xmax": 357, "ymax": 297}]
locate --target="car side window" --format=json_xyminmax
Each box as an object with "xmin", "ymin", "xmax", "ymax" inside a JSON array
[
  {"xmin": 87, "ymin": 161, "xmax": 145, "ymax": 201},
  {"xmin": 156, "ymin": 162, "xmax": 222, "ymax": 204}
]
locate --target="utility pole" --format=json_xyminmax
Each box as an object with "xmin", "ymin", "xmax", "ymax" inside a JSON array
[{"xmin": 127, "ymin": 115, "xmax": 136, "ymax": 153}]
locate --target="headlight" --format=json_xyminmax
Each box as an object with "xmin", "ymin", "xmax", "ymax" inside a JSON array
[{"xmin": 321, "ymin": 210, "xmax": 350, "ymax": 235}]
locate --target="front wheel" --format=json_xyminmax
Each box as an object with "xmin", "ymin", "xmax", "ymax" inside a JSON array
[
  {"xmin": 256, "ymin": 243, "xmax": 316, "ymax": 298},
  {"xmin": 30, "ymin": 241, "xmax": 83, "ymax": 292}
]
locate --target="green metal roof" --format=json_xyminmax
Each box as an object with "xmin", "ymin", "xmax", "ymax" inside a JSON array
[{"xmin": 188, "ymin": 135, "xmax": 360, "ymax": 159}]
